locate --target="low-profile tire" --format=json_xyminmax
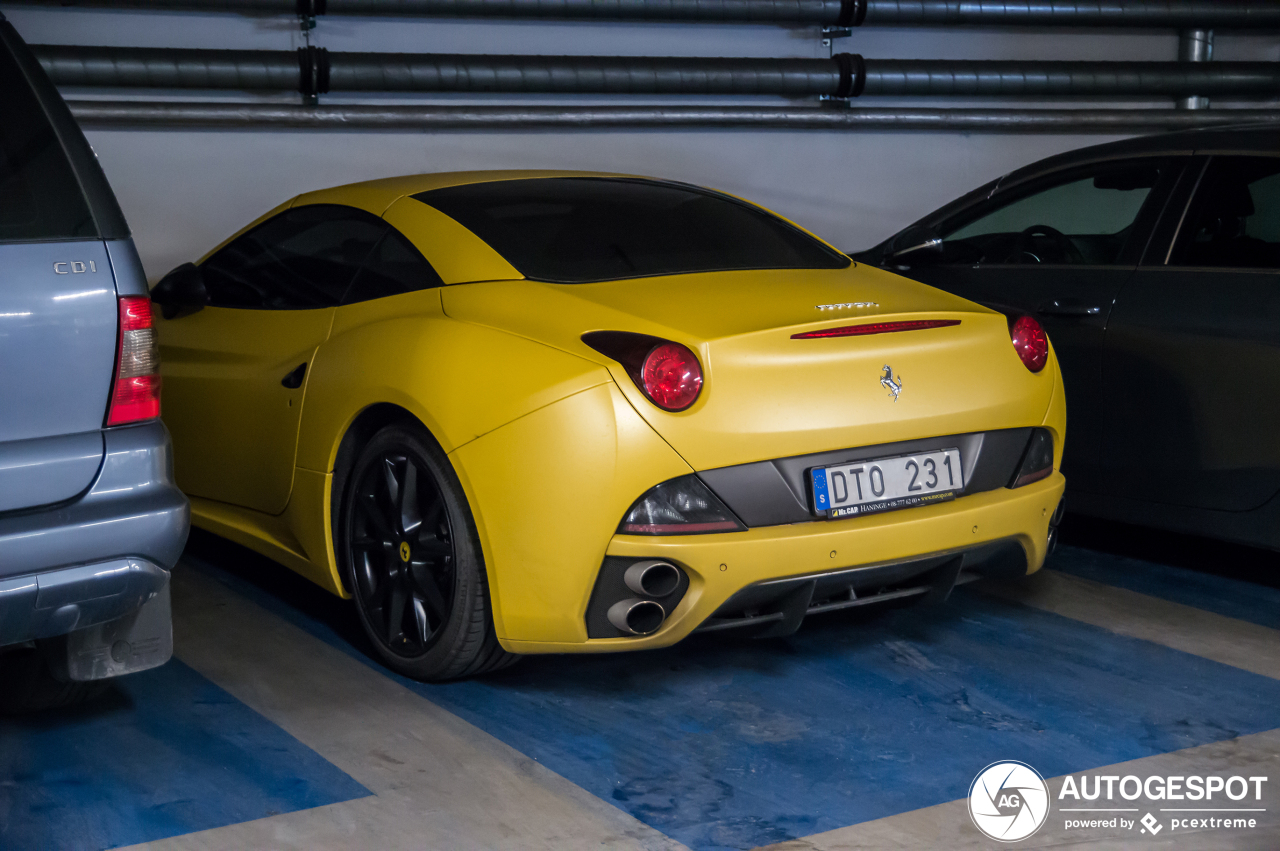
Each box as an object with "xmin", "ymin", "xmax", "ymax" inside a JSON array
[
  {"xmin": 0, "ymin": 649, "xmax": 108, "ymax": 715},
  {"xmin": 338, "ymin": 420, "xmax": 517, "ymax": 681}
]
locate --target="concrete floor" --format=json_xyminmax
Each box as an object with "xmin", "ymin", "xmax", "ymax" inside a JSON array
[{"xmin": 2, "ymin": 519, "xmax": 1279, "ymax": 850}]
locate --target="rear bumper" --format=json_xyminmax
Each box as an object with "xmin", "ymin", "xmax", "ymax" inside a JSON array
[
  {"xmin": 0, "ymin": 420, "xmax": 189, "ymax": 647},
  {"xmin": 501, "ymin": 471, "xmax": 1064, "ymax": 654},
  {"xmin": 0, "ymin": 557, "xmax": 168, "ymax": 646}
]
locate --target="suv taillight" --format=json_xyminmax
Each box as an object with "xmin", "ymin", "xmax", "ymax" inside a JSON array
[{"xmin": 106, "ymin": 296, "xmax": 161, "ymax": 426}]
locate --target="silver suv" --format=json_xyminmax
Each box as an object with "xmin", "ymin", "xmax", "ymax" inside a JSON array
[{"xmin": 0, "ymin": 16, "xmax": 188, "ymax": 712}]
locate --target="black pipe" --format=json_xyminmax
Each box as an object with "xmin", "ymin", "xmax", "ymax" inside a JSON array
[
  {"xmin": 862, "ymin": 60, "xmax": 1280, "ymax": 98},
  {"xmin": 33, "ymin": 46, "xmax": 1280, "ymax": 98},
  {"xmin": 330, "ymin": 0, "xmax": 843, "ymax": 24},
  {"xmin": 327, "ymin": 52, "xmax": 841, "ymax": 94},
  {"xmin": 64, "ymin": 100, "xmax": 1280, "ymax": 130},
  {"xmin": 17, "ymin": 0, "xmax": 1280, "ymax": 27},
  {"xmin": 857, "ymin": 0, "xmax": 1280, "ymax": 29},
  {"xmin": 33, "ymin": 45, "xmax": 300, "ymax": 90}
]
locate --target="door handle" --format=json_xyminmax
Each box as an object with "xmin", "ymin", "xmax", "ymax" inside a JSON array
[
  {"xmin": 281, "ymin": 362, "xmax": 307, "ymax": 389},
  {"xmin": 1037, "ymin": 300, "xmax": 1101, "ymax": 317}
]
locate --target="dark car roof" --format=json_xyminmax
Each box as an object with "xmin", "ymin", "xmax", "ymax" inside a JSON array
[
  {"xmin": 1011, "ymin": 123, "xmax": 1280, "ymax": 172},
  {"xmin": 899, "ymin": 123, "xmax": 1280, "ymax": 238}
]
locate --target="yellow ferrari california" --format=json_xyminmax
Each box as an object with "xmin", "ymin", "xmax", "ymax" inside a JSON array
[{"xmin": 152, "ymin": 171, "xmax": 1066, "ymax": 680}]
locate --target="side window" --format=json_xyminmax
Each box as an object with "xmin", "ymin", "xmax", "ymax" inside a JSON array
[
  {"xmin": 201, "ymin": 205, "xmax": 387, "ymax": 309},
  {"xmin": 1170, "ymin": 157, "xmax": 1280, "ymax": 270},
  {"xmin": 342, "ymin": 226, "xmax": 444, "ymax": 304},
  {"xmin": 0, "ymin": 42, "xmax": 96, "ymax": 242},
  {"xmin": 939, "ymin": 161, "xmax": 1165, "ymax": 266}
]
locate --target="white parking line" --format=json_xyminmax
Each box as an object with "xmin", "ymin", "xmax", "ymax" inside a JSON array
[{"xmin": 978, "ymin": 569, "xmax": 1280, "ymax": 681}]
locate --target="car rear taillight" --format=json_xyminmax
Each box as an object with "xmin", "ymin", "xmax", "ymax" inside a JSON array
[
  {"xmin": 619, "ymin": 474, "xmax": 745, "ymax": 535},
  {"xmin": 106, "ymin": 296, "xmax": 161, "ymax": 426},
  {"xmin": 1010, "ymin": 315, "xmax": 1048, "ymax": 373},
  {"xmin": 1011, "ymin": 429, "xmax": 1054, "ymax": 488},
  {"xmin": 791, "ymin": 319, "xmax": 960, "ymax": 339},
  {"xmin": 582, "ymin": 331, "xmax": 704, "ymax": 412},
  {"xmin": 640, "ymin": 342, "xmax": 702, "ymax": 411}
]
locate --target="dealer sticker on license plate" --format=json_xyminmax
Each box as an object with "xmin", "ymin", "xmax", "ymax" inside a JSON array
[{"xmin": 811, "ymin": 448, "xmax": 964, "ymax": 519}]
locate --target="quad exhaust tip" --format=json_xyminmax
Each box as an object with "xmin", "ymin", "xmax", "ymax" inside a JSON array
[
  {"xmin": 607, "ymin": 598, "xmax": 666, "ymax": 635},
  {"xmin": 623, "ymin": 560, "xmax": 681, "ymax": 598}
]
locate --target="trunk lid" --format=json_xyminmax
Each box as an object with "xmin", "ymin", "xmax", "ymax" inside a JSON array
[
  {"xmin": 443, "ymin": 265, "xmax": 1055, "ymax": 470},
  {"xmin": 0, "ymin": 241, "xmax": 117, "ymax": 511}
]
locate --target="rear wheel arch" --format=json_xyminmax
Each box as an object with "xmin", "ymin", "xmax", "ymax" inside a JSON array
[
  {"xmin": 327, "ymin": 404, "xmax": 498, "ymax": 602},
  {"xmin": 329, "ymin": 411, "xmax": 516, "ymax": 679},
  {"xmin": 330, "ymin": 403, "xmax": 432, "ymax": 593}
]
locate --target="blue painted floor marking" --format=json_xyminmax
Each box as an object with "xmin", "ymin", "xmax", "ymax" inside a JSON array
[
  {"xmin": 187, "ymin": 548, "xmax": 1280, "ymax": 851},
  {"xmin": 1048, "ymin": 544, "xmax": 1280, "ymax": 631},
  {"xmin": 0, "ymin": 658, "xmax": 370, "ymax": 851}
]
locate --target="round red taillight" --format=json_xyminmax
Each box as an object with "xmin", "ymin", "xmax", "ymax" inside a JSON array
[
  {"xmin": 641, "ymin": 343, "xmax": 703, "ymax": 411},
  {"xmin": 1010, "ymin": 315, "xmax": 1049, "ymax": 373}
]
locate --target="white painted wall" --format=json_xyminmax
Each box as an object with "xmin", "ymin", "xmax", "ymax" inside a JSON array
[{"xmin": 3, "ymin": 4, "xmax": 1277, "ymax": 279}]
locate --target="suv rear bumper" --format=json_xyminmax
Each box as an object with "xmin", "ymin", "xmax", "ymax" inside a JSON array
[
  {"xmin": 0, "ymin": 557, "xmax": 168, "ymax": 646},
  {"xmin": 0, "ymin": 420, "xmax": 188, "ymax": 647}
]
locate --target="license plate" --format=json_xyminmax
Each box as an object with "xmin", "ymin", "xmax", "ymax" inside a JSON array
[{"xmin": 811, "ymin": 448, "xmax": 964, "ymax": 519}]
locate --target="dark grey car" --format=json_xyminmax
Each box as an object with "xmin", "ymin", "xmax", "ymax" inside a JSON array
[
  {"xmin": 0, "ymin": 16, "xmax": 188, "ymax": 711},
  {"xmin": 854, "ymin": 124, "xmax": 1280, "ymax": 552}
]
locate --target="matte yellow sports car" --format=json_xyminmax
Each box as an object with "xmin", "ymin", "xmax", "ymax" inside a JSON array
[{"xmin": 152, "ymin": 171, "xmax": 1066, "ymax": 680}]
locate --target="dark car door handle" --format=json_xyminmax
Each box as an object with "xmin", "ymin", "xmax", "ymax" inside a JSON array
[
  {"xmin": 281, "ymin": 362, "xmax": 307, "ymax": 389},
  {"xmin": 1038, "ymin": 300, "xmax": 1101, "ymax": 317}
]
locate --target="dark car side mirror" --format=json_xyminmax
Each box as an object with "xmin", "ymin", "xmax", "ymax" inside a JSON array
[
  {"xmin": 151, "ymin": 263, "xmax": 208, "ymax": 320},
  {"xmin": 886, "ymin": 226, "xmax": 944, "ymax": 265}
]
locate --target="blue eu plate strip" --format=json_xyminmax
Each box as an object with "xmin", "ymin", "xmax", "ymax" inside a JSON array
[{"xmin": 810, "ymin": 468, "xmax": 829, "ymax": 512}]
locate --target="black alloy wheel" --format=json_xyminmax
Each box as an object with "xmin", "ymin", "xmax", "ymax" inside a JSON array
[
  {"xmin": 339, "ymin": 421, "xmax": 516, "ymax": 680},
  {"xmin": 348, "ymin": 448, "xmax": 456, "ymax": 656}
]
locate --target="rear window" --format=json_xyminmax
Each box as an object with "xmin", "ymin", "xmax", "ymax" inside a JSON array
[
  {"xmin": 0, "ymin": 42, "xmax": 96, "ymax": 242},
  {"xmin": 415, "ymin": 178, "xmax": 849, "ymax": 283}
]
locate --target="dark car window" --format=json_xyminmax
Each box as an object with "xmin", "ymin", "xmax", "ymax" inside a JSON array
[
  {"xmin": 415, "ymin": 177, "xmax": 849, "ymax": 284},
  {"xmin": 1170, "ymin": 156, "xmax": 1280, "ymax": 270},
  {"xmin": 202, "ymin": 205, "xmax": 387, "ymax": 309},
  {"xmin": 342, "ymin": 226, "xmax": 444, "ymax": 304},
  {"xmin": 938, "ymin": 161, "xmax": 1165, "ymax": 266},
  {"xmin": 0, "ymin": 41, "xmax": 96, "ymax": 243}
]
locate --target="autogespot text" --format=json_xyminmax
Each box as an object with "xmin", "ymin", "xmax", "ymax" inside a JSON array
[{"xmin": 1057, "ymin": 773, "xmax": 1268, "ymax": 837}]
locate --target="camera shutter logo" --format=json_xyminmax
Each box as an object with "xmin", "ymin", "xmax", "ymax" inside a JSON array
[{"xmin": 969, "ymin": 761, "xmax": 1050, "ymax": 842}]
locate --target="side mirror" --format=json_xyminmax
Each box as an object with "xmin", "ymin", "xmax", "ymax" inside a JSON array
[
  {"xmin": 151, "ymin": 263, "xmax": 208, "ymax": 320},
  {"xmin": 887, "ymin": 226, "xmax": 944, "ymax": 265}
]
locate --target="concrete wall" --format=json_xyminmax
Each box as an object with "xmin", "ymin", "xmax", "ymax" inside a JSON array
[{"xmin": 3, "ymin": 4, "xmax": 1278, "ymax": 279}]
